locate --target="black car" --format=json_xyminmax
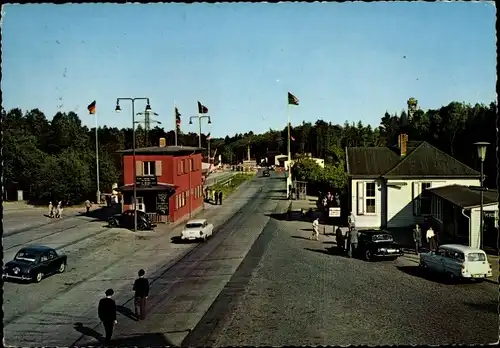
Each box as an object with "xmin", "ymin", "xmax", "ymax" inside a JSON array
[
  {"xmin": 108, "ymin": 210, "xmax": 156, "ymax": 230},
  {"xmin": 3, "ymin": 245, "xmax": 67, "ymax": 283},
  {"xmin": 263, "ymin": 169, "xmax": 270, "ymax": 177},
  {"xmin": 356, "ymin": 229, "xmax": 403, "ymax": 261}
]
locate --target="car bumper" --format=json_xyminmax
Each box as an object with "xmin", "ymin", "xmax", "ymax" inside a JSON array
[
  {"xmin": 374, "ymin": 252, "xmax": 404, "ymax": 258},
  {"xmin": 463, "ymin": 273, "xmax": 492, "ymax": 279},
  {"xmin": 3, "ymin": 274, "xmax": 32, "ymax": 281}
]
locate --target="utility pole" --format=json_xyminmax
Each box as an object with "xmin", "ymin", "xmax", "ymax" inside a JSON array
[{"xmin": 136, "ymin": 110, "xmax": 161, "ymax": 147}]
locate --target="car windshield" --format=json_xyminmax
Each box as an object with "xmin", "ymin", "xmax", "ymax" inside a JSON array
[
  {"xmin": 372, "ymin": 234, "xmax": 393, "ymax": 242},
  {"xmin": 15, "ymin": 250, "xmax": 39, "ymax": 262},
  {"xmin": 186, "ymin": 223, "xmax": 203, "ymax": 229},
  {"xmin": 467, "ymin": 253, "xmax": 486, "ymax": 262}
]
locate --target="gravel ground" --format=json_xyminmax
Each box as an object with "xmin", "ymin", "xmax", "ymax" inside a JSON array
[
  {"xmin": 189, "ymin": 217, "xmax": 499, "ymax": 346},
  {"xmin": 3, "ymin": 175, "xmax": 272, "ymax": 346}
]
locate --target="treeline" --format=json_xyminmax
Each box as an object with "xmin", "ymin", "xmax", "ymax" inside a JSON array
[{"xmin": 2, "ymin": 100, "xmax": 496, "ymax": 204}]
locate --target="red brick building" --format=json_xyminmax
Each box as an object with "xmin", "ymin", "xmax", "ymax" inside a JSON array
[{"xmin": 118, "ymin": 141, "xmax": 204, "ymax": 223}]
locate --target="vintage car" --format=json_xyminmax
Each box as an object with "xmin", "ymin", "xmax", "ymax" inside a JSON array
[
  {"xmin": 419, "ymin": 244, "xmax": 492, "ymax": 281},
  {"xmin": 356, "ymin": 229, "xmax": 404, "ymax": 261},
  {"xmin": 181, "ymin": 219, "xmax": 214, "ymax": 241},
  {"xmin": 3, "ymin": 245, "xmax": 67, "ymax": 283},
  {"xmin": 108, "ymin": 210, "xmax": 156, "ymax": 230}
]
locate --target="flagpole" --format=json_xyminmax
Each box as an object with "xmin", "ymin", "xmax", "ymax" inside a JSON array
[
  {"xmin": 95, "ymin": 110, "xmax": 100, "ymax": 205},
  {"xmin": 174, "ymin": 100, "xmax": 178, "ymax": 146},
  {"xmin": 287, "ymin": 101, "xmax": 291, "ymax": 199},
  {"xmin": 208, "ymin": 137, "xmax": 211, "ymax": 165}
]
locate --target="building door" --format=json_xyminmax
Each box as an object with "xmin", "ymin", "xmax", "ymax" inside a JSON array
[{"xmin": 135, "ymin": 197, "xmax": 145, "ymax": 212}]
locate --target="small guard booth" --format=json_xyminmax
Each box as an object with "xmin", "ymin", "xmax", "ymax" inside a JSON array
[{"xmin": 119, "ymin": 176, "xmax": 176, "ymax": 223}]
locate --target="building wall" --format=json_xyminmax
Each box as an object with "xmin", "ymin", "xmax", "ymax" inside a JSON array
[
  {"xmin": 350, "ymin": 179, "xmax": 383, "ymax": 228},
  {"xmin": 122, "ymin": 153, "xmax": 204, "ymax": 222},
  {"xmin": 386, "ymin": 178, "xmax": 480, "ymax": 228},
  {"xmin": 470, "ymin": 204, "xmax": 497, "ymax": 249}
]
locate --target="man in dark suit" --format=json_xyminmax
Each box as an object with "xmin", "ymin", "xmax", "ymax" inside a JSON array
[
  {"xmin": 133, "ymin": 269, "xmax": 150, "ymax": 320},
  {"xmin": 218, "ymin": 191, "xmax": 223, "ymax": 205},
  {"xmin": 98, "ymin": 289, "xmax": 117, "ymax": 345}
]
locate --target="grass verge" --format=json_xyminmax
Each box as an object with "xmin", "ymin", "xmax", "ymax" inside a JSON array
[{"xmin": 210, "ymin": 173, "xmax": 255, "ymax": 198}]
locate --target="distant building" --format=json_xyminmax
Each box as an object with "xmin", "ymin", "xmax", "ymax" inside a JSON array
[{"xmin": 117, "ymin": 139, "xmax": 204, "ymax": 223}]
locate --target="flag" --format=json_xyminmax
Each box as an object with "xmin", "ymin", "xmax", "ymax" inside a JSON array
[
  {"xmin": 290, "ymin": 135, "xmax": 295, "ymax": 141},
  {"xmin": 288, "ymin": 92, "xmax": 299, "ymax": 106},
  {"xmin": 198, "ymin": 101, "xmax": 208, "ymax": 114},
  {"xmin": 87, "ymin": 100, "xmax": 96, "ymax": 114},
  {"xmin": 206, "ymin": 132, "xmax": 211, "ymax": 140},
  {"xmin": 175, "ymin": 107, "xmax": 181, "ymax": 131}
]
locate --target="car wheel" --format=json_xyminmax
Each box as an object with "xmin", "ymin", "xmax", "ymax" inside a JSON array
[
  {"xmin": 365, "ymin": 250, "xmax": 372, "ymax": 261},
  {"xmin": 203, "ymin": 235, "xmax": 208, "ymax": 242},
  {"xmin": 108, "ymin": 219, "xmax": 118, "ymax": 227},
  {"xmin": 137, "ymin": 222, "xmax": 146, "ymax": 231},
  {"xmin": 58, "ymin": 262, "xmax": 66, "ymax": 273},
  {"xmin": 35, "ymin": 272, "xmax": 43, "ymax": 283}
]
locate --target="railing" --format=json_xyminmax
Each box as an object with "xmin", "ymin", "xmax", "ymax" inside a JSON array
[
  {"xmin": 204, "ymin": 172, "xmax": 235, "ymax": 187},
  {"xmin": 146, "ymin": 213, "xmax": 169, "ymax": 224}
]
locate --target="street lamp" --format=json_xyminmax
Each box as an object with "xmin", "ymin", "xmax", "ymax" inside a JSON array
[
  {"xmin": 474, "ymin": 141, "xmax": 489, "ymax": 249},
  {"xmin": 115, "ymin": 97, "xmax": 152, "ymax": 232},
  {"xmin": 189, "ymin": 115, "xmax": 211, "ymax": 148}
]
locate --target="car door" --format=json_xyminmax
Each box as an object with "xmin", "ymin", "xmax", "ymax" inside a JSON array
[
  {"xmin": 433, "ymin": 248, "xmax": 447, "ymax": 273},
  {"xmin": 442, "ymin": 250, "xmax": 461, "ymax": 276},
  {"xmin": 39, "ymin": 252, "xmax": 51, "ymax": 274},
  {"xmin": 47, "ymin": 250, "xmax": 59, "ymax": 273},
  {"xmin": 425, "ymin": 251, "xmax": 441, "ymax": 272},
  {"xmin": 122, "ymin": 211, "xmax": 134, "ymax": 227}
]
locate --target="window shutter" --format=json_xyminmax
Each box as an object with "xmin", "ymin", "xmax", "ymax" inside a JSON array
[
  {"xmin": 136, "ymin": 161, "xmax": 142, "ymax": 176},
  {"xmin": 412, "ymin": 182, "xmax": 420, "ymax": 215},
  {"xmin": 356, "ymin": 182, "xmax": 364, "ymax": 215},
  {"xmin": 155, "ymin": 160, "xmax": 162, "ymax": 177}
]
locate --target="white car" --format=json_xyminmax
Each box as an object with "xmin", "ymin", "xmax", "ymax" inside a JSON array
[
  {"xmin": 419, "ymin": 244, "xmax": 492, "ymax": 281},
  {"xmin": 181, "ymin": 219, "xmax": 214, "ymax": 241}
]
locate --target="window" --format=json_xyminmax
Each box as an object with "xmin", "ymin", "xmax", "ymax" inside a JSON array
[
  {"xmin": 413, "ymin": 182, "xmax": 431, "ymax": 216},
  {"xmin": 143, "ymin": 161, "xmax": 155, "ymax": 176},
  {"xmin": 365, "ymin": 183, "xmax": 376, "ymax": 214},
  {"xmin": 432, "ymin": 196, "xmax": 443, "ymax": 222}
]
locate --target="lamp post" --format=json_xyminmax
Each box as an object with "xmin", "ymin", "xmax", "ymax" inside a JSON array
[
  {"xmin": 188, "ymin": 150, "xmax": 196, "ymax": 218},
  {"xmin": 115, "ymin": 97, "xmax": 152, "ymax": 232},
  {"xmin": 189, "ymin": 115, "xmax": 211, "ymax": 148},
  {"xmin": 474, "ymin": 141, "xmax": 489, "ymax": 249}
]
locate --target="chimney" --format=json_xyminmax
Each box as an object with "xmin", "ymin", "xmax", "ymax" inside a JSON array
[
  {"xmin": 159, "ymin": 137, "xmax": 166, "ymax": 147},
  {"xmin": 399, "ymin": 133, "xmax": 408, "ymax": 156}
]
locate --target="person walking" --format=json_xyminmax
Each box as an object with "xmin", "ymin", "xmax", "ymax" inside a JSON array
[
  {"xmin": 133, "ymin": 269, "xmax": 149, "ymax": 320},
  {"xmin": 48, "ymin": 202, "xmax": 54, "ymax": 218},
  {"xmin": 413, "ymin": 224, "xmax": 422, "ymax": 254},
  {"xmin": 218, "ymin": 191, "xmax": 223, "ymax": 205},
  {"xmin": 212, "ymin": 190, "xmax": 217, "ymax": 204},
  {"xmin": 98, "ymin": 289, "xmax": 117, "ymax": 345},
  {"xmin": 85, "ymin": 200, "xmax": 91, "ymax": 216},
  {"xmin": 58, "ymin": 201, "xmax": 63, "ymax": 218},
  {"xmin": 311, "ymin": 218, "xmax": 320, "ymax": 241},
  {"xmin": 348, "ymin": 228, "xmax": 359, "ymax": 258},
  {"xmin": 335, "ymin": 226, "xmax": 344, "ymax": 251},
  {"xmin": 426, "ymin": 226, "xmax": 436, "ymax": 251}
]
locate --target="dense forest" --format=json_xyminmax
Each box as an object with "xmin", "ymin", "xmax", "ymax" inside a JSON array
[{"xmin": 2, "ymin": 100, "xmax": 497, "ymax": 204}]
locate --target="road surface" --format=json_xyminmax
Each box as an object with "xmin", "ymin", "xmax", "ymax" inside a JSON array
[{"xmin": 3, "ymin": 173, "xmax": 282, "ymax": 346}]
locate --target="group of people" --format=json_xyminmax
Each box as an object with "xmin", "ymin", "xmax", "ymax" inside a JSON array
[
  {"xmin": 97, "ymin": 269, "xmax": 150, "ymax": 345},
  {"xmin": 205, "ymin": 188, "xmax": 224, "ymax": 205},
  {"xmin": 413, "ymin": 223, "xmax": 439, "ymax": 253},
  {"xmin": 48, "ymin": 201, "xmax": 64, "ymax": 218}
]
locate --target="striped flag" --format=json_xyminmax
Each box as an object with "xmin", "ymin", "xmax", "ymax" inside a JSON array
[
  {"xmin": 198, "ymin": 101, "xmax": 208, "ymax": 114},
  {"xmin": 175, "ymin": 107, "xmax": 181, "ymax": 131},
  {"xmin": 87, "ymin": 100, "xmax": 96, "ymax": 114},
  {"xmin": 288, "ymin": 92, "xmax": 299, "ymax": 106}
]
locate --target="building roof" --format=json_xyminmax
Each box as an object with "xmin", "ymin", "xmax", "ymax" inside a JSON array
[
  {"xmin": 118, "ymin": 146, "xmax": 203, "ymax": 155},
  {"xmin": 427, "ymin": 184, "xmax": 498, "ymax": 209},
  {"xmin": 346, "ymin": 141, "xmax": 480, "ymax": 179}
]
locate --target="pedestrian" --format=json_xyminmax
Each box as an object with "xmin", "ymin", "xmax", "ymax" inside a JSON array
[
  {"xmin": 98, "ymin": 289, "xmax": 117, "ymax": 345},
  {"xmin": 212, "ymin": 190, "xmax": 216, "ymax": 204},
  {"xmin": 426, "ymin": 226, "xmax": 436, "ymax": 251},
  {"xmin": 48, "ymin": 201, "xmax": 54, "ymax": 218},
  {"xmin": 218, "ymin": 191, "xmax": 223, "ymax": 205},
  {"xmin": 85, "ymin": 199, "xmax": 91, "ymax": 215},
  {"xmin": 348, "ymin": 211, "xmax": 355, "ymax": 231},
  {"xmin": 311, "ymin": 218, "xmax": 320, "ymax": 240},
  {"xmin": 133, "ymin": 269, "xmax": 149, "ymax": 320},
  {"xmin": 413, "ymin": 224, "xmax": 422, "ymax": 254},
  {"xmin": 335, "ymin": 226, "xmax": 344, "ymax": 251},
  {"xmin": 57, "ymin": 201, "xmax": 63, "ymax": 218},
  {"xmin": 348, "ymin": 228, "xmax": 359, "ymax": 258}
]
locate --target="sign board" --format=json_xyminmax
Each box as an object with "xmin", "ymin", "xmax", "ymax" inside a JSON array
[
  {"xmin": 156, "ymin": 192, "xmax": 169, "ymax": 215},
  {"xmin": 329, "ymin": 207, "xmax": 341, "ymax": 217},
  {"xmin": 136, "ymin": 176, "xmax": 157, "ymax": 187}
]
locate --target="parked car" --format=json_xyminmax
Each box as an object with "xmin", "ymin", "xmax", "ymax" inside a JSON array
[
  {"xmin": 181, "ymin": 219, "xmax": 214, "ymax": 241},
  {"xmin": 356, "ymin": 229, "xmax": 404, "ymax": 261},
  {"xmin": 108, "ymin": 210, "xmax": 156, "ymax": 230},
  {"xmin": 3, "ymin": 245, "xmax": 67, "ymax": 283},
  {"xmin": 419, "ymin": 244, "xmax": 492, "ymax": 281},
  {"xmin": 263, "ymin": 169, "xmax": 270, "ymax": 177}
]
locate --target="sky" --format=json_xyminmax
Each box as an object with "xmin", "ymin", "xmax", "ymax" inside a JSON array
[{"xmin": 2, "ymin": 2, "xmax": 497, "ymax": 138}]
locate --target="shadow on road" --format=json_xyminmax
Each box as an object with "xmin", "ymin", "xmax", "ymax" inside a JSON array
[
  {"xmin": 78, "ymin": 205, "xmax": 120, "ymax": 222},
  {"xmin": 268, "ymin": 189, "xmax": 287, "ymax": 193},
  {"xmin": 116, "ymin": 305, "xmax": 138, "ymax": 321},
  {"xmin": 291, "ymin": 235, "xmax": 313, "ymax": 241},
  {"xmin": 73, "ymin": 322, "xmax": 102, "ymax": 341},
  {"xmin": 396, "ymin": 266, "xmax": 462, "ymax": 285},
  {"xmin": 170, "ymin": 236, "xmax": 199, "ymax": 244},
  {"xmin": 75, "ymin": 332, "xmax": 174, "ymax": 347},
  {"xmin": 463, "ymin": 300, "xmax": 498, "ymax": 314},
  {"xmin": 304, "ymin": 247, "xmax": 348, "ymax": 258}
]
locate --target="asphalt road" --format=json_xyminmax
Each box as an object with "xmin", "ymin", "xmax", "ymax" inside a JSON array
[
  {"xmin": 184, "ymin": 212, "xmax": 499, "ymax": 346},
  {"xmin": 3, "ymin": 172, "xmax": 282, "ymax": 346}
]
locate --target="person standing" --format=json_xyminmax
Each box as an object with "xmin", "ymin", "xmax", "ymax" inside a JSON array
[
  {"xmin": 348, "ymin": 211, "xmax": 356, "ymax": 231},
  {"xmin": 426, "ymin": 226, "xmax": 436, "ymax": 251},
  {"xmin": 133, "ymin": 269, "xmax": 150, "ymax": 320},
  {"xmin": 218, "ymin": 191, "xmax": 223, "ymax": 205},
  {"xmin": 348, "ymin": 228, "xmax": 359, "ymax": 258},
  {"xmin": 98, "ymin": 289, "xmax": 117, "ymax": 345},
  {"xmin": 413, "ymin": 224, "xmax": 422, "ymax": 254},
  {"xmin": 58, "ymin": 201, "xmax": 64, "ymax": 218},
  {"xmin": 85, "ymin": 200, "xmax": 91, "ymax": 216},
  {"xmin": 48, "ymin": 202, "xmax": 54, "ymax": 218},
  {"xmin": 335, "ymin": 226, "xmax": 344, "ymax": 251},
  {"xmin": 311, "ymin": 218, "xmax": 320, "ymax": 241}
]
